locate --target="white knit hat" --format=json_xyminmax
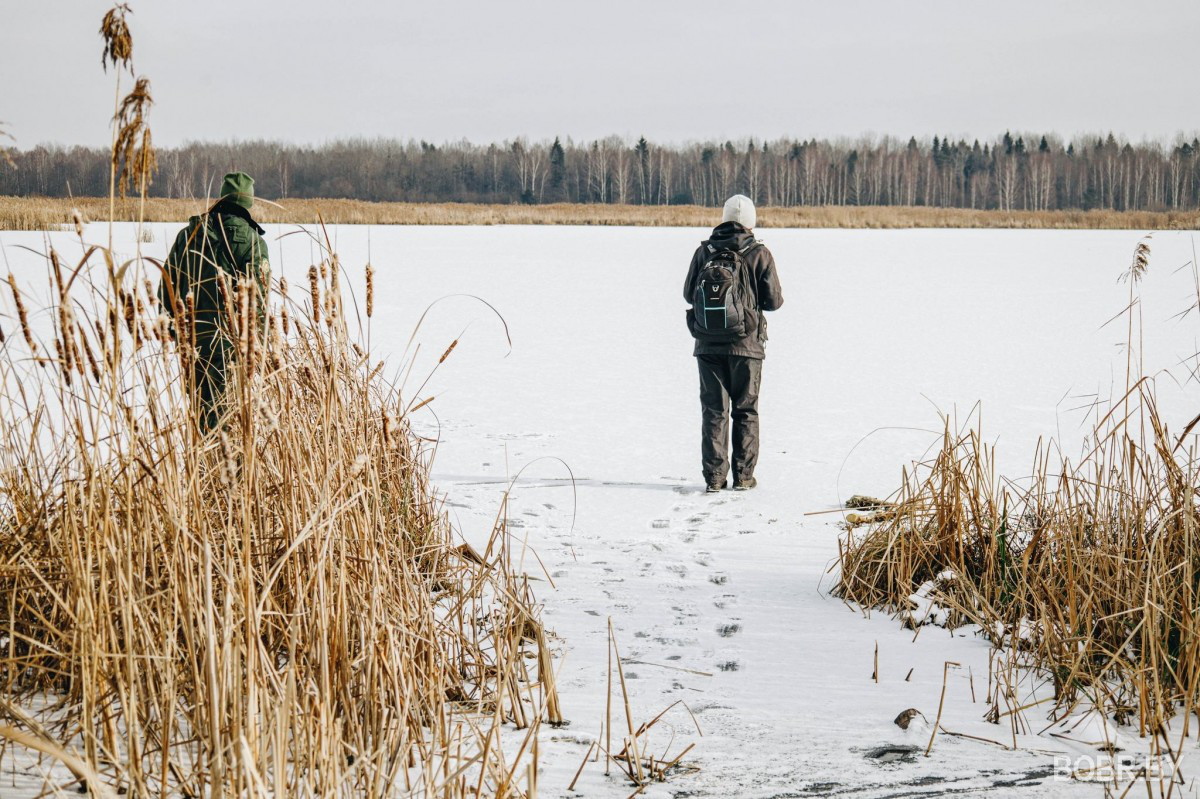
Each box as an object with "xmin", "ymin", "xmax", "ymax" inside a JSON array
[{"xmin": 722, "ymin": 194, "xmax": 756, "ymax": 229}]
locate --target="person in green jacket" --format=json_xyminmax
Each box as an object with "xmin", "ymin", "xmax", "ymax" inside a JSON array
[{"xmin": 158, "ymin": 171, "xmax": 269, "ymax": 432}]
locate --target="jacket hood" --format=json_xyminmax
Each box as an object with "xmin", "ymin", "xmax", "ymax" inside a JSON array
[
  {"xmin": 706, "ymin": 221, "xmax": 756, "ymax": 252},
  {"xmin": 210, "ymin": 198, "xmax": 266, "ymax": 235}
]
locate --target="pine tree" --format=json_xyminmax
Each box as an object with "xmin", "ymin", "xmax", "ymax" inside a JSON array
[
  {"xmin": 635, "ymin": 136, "xmax": 651, "ymax": 204},
  {"xmin": 548, "ymin": 136, "xmax": 566, "ymax": 199}
]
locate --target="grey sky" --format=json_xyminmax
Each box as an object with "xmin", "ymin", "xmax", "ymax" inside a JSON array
[{"xmin": 4, "ymin": 0, "xmax": 1198, "ymax": 149}]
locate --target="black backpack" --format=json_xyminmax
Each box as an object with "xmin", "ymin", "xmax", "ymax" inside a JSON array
[{"xmin": 690, "ymin": 242, "xmax": 755, "ymax": 341}]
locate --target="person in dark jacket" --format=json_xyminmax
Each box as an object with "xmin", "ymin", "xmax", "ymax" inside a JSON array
[
  {"xmin": 683, "ymin": 195, "xmax": 784, "ymax": 492},
  {"xmin": 158, "ymin": 171, "xmax": 269, "ymax": 432}
]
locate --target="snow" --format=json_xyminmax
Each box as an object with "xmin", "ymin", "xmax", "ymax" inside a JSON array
[{"xmin": 5, "ymin": 223, "xmax": 1200, "ymax": 797}]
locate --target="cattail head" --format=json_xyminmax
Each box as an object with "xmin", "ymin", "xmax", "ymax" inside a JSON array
[
  {"xmin": 154, "ymin": 313, "xmax": 170, "ymax": 343},
  {"xmin": 184, "ymin": 291, "xmax": 196, "ymax": 346},
  {"xmin": 216, "ymin": 272, "xmax": 233, "ymax": 330},
  {"xmin": 268, "ymin": 313, "xmax": 283, "ymax": 370},
  {"xmin": 365, "ymin": 264, "xmax": 374, "ymax": 318},
  {"xmin": 236, "ymin": 278, "xmax": 250, "ymax": 346},
  {"xmin": 438, "ymin": 339, "xmax": 458, "ymax": 365},
  {"xmin": 72, "ymin": 208, "xmax": 85, "ymax": 239},
  {"xmin": 59, "ymin": 305, "xmax": 77, "ymax": 377},
  {"xmin": 243, "ymin": 280, "xmax": 258, "ymax": 375},
  {"xmin": 8, "ymin": 273, "xmax": 36, "ymax": 354},
  {"xmin": 308, "ymin": 265, "xmax": 320, "ymax": 325},
  {"xmin": 121, "ymin": 289, "xmax": 135, "ymax": 333},
  {"xmin": 217, "ymin": 429, "xmax": 236, "ymax": 487},
  {"xmin": 78, "ymin": 321, "xmax": 101, "ymax": 383}
]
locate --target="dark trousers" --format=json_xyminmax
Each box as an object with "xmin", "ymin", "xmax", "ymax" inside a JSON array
[
  {"xmin": 191, "ymin": 335, "xmax": 230, "ymax": 433},
  {"xmin": 697, "ymin": 354, "xmax": 762, "ymax": 485}
]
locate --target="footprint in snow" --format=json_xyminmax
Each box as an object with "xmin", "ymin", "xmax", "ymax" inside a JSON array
[
  {"xmin": 716, "ymin": 661, "xmax": 740, "ymax": 672},
  {"xmin": 717, "ymin": 623, "xmax": 741, "ymax": 637},
  {"xmin": 584, "ymin": 610, "xmax": 601, "ymax": 617},
  {"xmin": 650, "ymin": 519, "xmax": 670, "ymax": 529},
  {"xmin": 709, "ymin": 574, "xmax": 729, "ymax": 585}
]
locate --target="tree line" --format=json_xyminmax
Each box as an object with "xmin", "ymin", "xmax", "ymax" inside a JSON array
[{"xmin": 4, "ymin": 132, "xmax": 1200, "ymax": 211}]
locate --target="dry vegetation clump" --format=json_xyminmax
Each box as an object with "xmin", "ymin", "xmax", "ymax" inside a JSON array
[
  {"xmin": 0, "ymin": 224, "xmax": 559, "ymax": 796},
  {"xmin": 1, "ymin": 197, "xmax": 1198, "ymax": 231},
  {"xmin": 836, "ymin": 238, "xmax": 1200, "ymax": 741}
]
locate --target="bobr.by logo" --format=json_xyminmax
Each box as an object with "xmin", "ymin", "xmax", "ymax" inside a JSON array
[{"xmin": 1055, "ymin": 753, "xmax": 1174, "ymax": 781}]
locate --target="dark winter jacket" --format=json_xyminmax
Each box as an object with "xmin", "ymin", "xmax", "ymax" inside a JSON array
[
  {"xmin": 683, "ymin": 221, "xmax": 784, "ymax": 359},
  {"xmin": 157, "ymin": 202, "xmax": 270, "ymax": 430},
  {"xmin": 158, "ymin": 201, "xmax": 270, "ymax": 345}
]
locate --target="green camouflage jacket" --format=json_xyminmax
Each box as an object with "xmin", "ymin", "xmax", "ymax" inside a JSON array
[{"xmin": 158, "ymin": 201, "xmax": 269, "ymax": 347}]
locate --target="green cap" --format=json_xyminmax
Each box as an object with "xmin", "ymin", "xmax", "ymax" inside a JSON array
[{"xmin": 219, "ymin": 171, "xmax": 255, "ymax": 209}]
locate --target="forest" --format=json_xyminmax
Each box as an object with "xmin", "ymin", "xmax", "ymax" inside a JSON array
[{"xmin": 4, "ymin": 132, "xmax": 1200, "ymax": 211}]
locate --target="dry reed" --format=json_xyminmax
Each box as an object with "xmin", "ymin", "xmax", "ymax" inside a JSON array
[
  {"xmin": 0, "ymin": 223, "xmax": 561, "ymax": 796},
  {"xmin": 0, "ymin": 7, "xmax": 563, "ymax": 795},
  {"xmin": 836, "ymin": 237, "xmax": 1200, "ymax": 767},
  {"xmin": 2, "ymin": 197, "xmax": 1198, "ymax": 231}
]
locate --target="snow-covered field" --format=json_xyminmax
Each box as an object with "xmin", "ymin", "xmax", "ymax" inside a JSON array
[{"xmin": 4, "ymin": 223, "xmax": 1200, "ymax": 797}]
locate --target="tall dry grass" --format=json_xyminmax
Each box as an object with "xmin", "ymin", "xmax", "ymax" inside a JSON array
[
  {"xmin": 836, "ymin": 238, "xmax": 1200, "ymax": 763},
  {"xmin": 0, "ymin": 7, "xmax": 562, "ymax": 796},
  {"xmin": 0, "ymin": 221, "xmax": 559, "ymax": 796},
  {"xmin": 2, "ymin": 196, "xmax": 1198, "ymax": 231}
]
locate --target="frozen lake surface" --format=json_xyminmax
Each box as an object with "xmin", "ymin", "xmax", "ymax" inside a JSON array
[{"xmin": 5, "ymin": 223, "xmax": 1200, "ymax": 797}]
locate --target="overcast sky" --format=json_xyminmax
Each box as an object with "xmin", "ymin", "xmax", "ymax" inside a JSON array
[{"xmin": 4, "ymin": 0, "xmax": 1198, "ymax": 149}]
